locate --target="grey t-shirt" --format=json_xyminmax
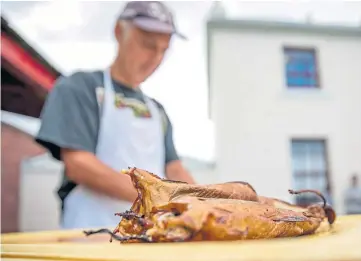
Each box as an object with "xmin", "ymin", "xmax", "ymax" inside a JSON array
[{"xmin": 35, "ymin": 70, "xmax": 179, "ymax": 210}]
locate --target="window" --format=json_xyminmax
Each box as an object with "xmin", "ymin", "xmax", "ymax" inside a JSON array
[
  {"xmin": 284, "ymin": 47, "xmax": 320, "ymax": 88},
  {"xmin": 290, "ymin": 139, "xmax": 331, "ymax": 206}
]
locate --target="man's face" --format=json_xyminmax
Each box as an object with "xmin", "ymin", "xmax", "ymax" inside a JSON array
[{"xmin": 116, "ymin": 22, "xmax": 171, "ymax": 86}]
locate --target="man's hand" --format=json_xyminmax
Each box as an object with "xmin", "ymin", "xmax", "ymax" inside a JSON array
[
  {"xmin": 61, "ymin": 149, "xmax": 138, "ymax": 202},
  {"xmin": 165, "ymin": 160, "xmax": 195, "ymax": 184}
]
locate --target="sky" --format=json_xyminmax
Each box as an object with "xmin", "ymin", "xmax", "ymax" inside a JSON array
[{"xmin": 2, "ymin": 0, "xmax": 361, "ymax": 161}]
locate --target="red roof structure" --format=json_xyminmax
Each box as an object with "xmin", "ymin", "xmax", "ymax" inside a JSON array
[
  {"xmin": 1, "ymin": 16, "xmax": 63, "ymax": 233},
  {"xmin": 1, "ymin": 16, "xmax": 62, "ymax": 118}
]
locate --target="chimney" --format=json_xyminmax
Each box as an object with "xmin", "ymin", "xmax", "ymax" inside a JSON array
[
  {"xmin": 305, "ymin": 12, "xmax": 314, "ymax": 24},
  {"xmin": 208, "ymin": 1, "xmax": 227, "ymax": 20}
]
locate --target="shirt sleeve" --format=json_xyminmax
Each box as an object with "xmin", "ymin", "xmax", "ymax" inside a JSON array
[{"xmin": 35, "ymin": 72, "xmax": 99, "ymax": 161}]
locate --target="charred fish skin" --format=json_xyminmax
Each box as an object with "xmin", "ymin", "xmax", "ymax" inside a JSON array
[
  {"xmin": 144, "ymin": 196, "xmax": 325, "ymax": 241},
  {"xmin": 83, "ymin": 168, "xmax": 336, "ymax": 243},
  {"xmin": 83, "ymin": 196, "xmax": 322, "ymax": 243},
  {"xmin": 124, "ymin": 167, "xmax": 259, "ymax": 214}
]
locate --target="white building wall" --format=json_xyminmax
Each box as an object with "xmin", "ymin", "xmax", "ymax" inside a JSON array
[
  {"xmin": 191, "ymin": 169, "xmax": 218, "ymax": 184},
  {"xmin": 19, "ymin": 155, "xmax": 63, "ymax": 232},
  {"xmin": 210, "ymin": 29, "xmax": 361, "ymax": 214}
]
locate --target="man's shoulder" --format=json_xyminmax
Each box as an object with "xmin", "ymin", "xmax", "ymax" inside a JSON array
[{"xmin": 54, "ymin": 70, "xmax": 104, "ymax": 93}]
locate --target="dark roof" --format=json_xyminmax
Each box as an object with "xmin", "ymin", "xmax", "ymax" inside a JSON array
[
  {"xmin": 206, "ymin": 18, "xmax": 361, "ymax": 119},
  {"xmin": 1, "ymin": 15, "xmax": 62, "ymax": 78}
]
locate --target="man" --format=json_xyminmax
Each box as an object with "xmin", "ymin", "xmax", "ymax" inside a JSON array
[
  {"xmin": 344, "ymin": 174, "xmax": 361, "ymax": 215},
  {"xmin": 35, "ymin": 1, "xmax": 195, "ymax": 230}
]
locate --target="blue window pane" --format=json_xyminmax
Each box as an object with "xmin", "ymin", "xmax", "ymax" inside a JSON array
[
  {"xmin": 284, "ymin": 48, "xmax": 319, "ymax": 87},
  {"xmin": 290, "ymin": 140, "xmax": 329, "ymax": 194},
  {"xmin": 293, "ymin": 176, "xmax": 307, "ymax": 190}
]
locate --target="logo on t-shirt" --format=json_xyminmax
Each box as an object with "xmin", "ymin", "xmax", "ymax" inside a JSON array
[
  {"xmin": 114, "ymin": 93, "xmax": 151, "ymax": 118},
  {"xmin": 95, "ymin": 87, "xmax": 151, "ymax": 118},
  {"xmin": 95, "ymin": 87, "xmax": 168, "ymax": 133}
]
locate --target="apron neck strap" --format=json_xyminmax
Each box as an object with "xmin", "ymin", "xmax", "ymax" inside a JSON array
[{"xmin": 103, "ymin": 69, "xmax": 114, "ymax": 93}]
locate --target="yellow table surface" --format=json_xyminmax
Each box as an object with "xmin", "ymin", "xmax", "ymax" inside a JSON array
[{"xmin": 2, "ymin": 215, "xmax": 361, "ymax": 261}]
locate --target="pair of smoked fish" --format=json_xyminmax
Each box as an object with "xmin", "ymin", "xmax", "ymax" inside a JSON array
[{"xmin": 84, "ymin": 167, "xmax": 336, "ymax": 243}]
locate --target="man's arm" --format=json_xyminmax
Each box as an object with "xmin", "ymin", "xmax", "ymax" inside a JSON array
[
  {"xmin": 166, "ymin": 159, "xmax": 195, "ymax": 184},
  {"xmin": 160, "ymin": 106, "xmax": 195, "ymax": 184},
  {"xmin": 36, "ymin": 73, "xmax": 137, "ymax": 202},
  {"xmin": 62, "ymin": 149, "xmax": 137, "ymax": 202}
]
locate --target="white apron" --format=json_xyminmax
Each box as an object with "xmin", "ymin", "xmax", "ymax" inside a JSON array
[{"xmin": 61, "ymin": 69, "xmax": 165, "ymax": 229}]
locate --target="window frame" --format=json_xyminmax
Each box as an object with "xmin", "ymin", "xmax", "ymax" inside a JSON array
[
  {"xmin": 283, "ymin": 46, "xmax": 321, "ymax": 89},
  {"xmin": 289, "ymin": 138, "xmax": 332, "ymax": 206}
]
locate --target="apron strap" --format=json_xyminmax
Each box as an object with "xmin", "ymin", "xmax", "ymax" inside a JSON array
[
  {"xmin": 96, "ymin": 69, "xmax": 113, "ymax": 117},
  {"xmin": 145, "ymin": 97, "xmax": 168, "ymax": 135},
  {"xmin": 95, "ymin": 87, "xmax": 105, "ymax": 116}
]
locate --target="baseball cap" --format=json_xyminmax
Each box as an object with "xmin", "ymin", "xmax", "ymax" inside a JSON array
[{"xmin": 118, "ymin": 1, "xmax": 187, "ymax": 40}]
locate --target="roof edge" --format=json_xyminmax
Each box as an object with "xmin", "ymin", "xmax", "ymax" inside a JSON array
[
  {"xmin": 1, "ymin": 110, "xmax": 40, "ymax": 137},
  {"xmin": 1, "ymin": 15, "xmax": 62, "ymax": 78},
  {"xmin": 207, "ymin": 18, "xmax": 361, "ymax": 37}
]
